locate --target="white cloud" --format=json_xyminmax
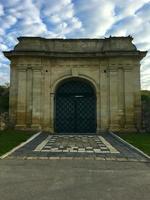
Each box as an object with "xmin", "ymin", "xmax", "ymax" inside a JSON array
[
  {"xmin": 72, "ymin": 0, "xmax": 116, "ymax": 37},
  {"xmin": 0, "ymin": 43, "xmax": 8, "ymax": 51},
  {"xmin": 0, "ymin": 71, "xmax": 9, "ymax": 85},
  {"xmin": 141, "ymin": 70, "xmax": 150, "ymax": 90},
  {"xmin": 133, "ymin": 23, "xmax": 150, "ymax": 45},
  {"xmin": 0, "ymin": 0, "xmax": 150, "ymax": 90},
  {"xmin": 0, "ymin": 4, "xmax": 4, "ymax": 16},
  {"xmin": 0, "ymin": 0, "xmax": 52, "ymax": 38},
  {"xmin": 0, "ymin": 15, "xmax": 17, "ymax": 36},
  {"xmin": 43, "ymin": 0, "xmax": 74, "ymax": 20},
  {"xmin": 113, "ymin": 0, "xmax": 150, "ymax": 19},
  {"xmin": 0, "ymin": 59, "xmax": 10, "ymax": 85},
  {"xmin": 0, "ymin": 0, "xmax": 20, "ymax": 8},
  {"xmin": 35, "ymin": 0, "xmax": 82, "ymax": 37},
  {"xmin": 140, "ymin": 51, "xmax": 150, "ymax": 90}
]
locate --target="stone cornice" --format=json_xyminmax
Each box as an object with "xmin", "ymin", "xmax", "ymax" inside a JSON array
[{"xmin": 4, "ymin": 50, "xmax": 147, "ymax": 59}]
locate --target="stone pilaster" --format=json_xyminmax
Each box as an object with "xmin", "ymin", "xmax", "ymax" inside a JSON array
[
  {"xmin": 117, "ymin": 67, "xmax": 125, "ymax": 129},
  {"xmin": 133, "ymin": 63, "xmax": 141, "ymax": 130},
  {"xmin": 16, "ymin": 69, "xmax": 26, "ymax": 128},
  {"xmin": 50, "ymin": 93, "xmax": 55, "ymax": 132},
  {"xmin": 124, "ymin": 68, "xmax": 135, "ymax": 131},
  {"xmin": 26, "ymin": 68, "xmax": 33, "ymax": 127},
  {"xmin": 42, "ymin": 68, "xmax": 51, "ymax": 131},
  {"xmin": 100, "ymin": 66, "xmax": 109, "ymax": 131},
  {"xmin": 31, "ymin": 69, "xmax": 41, "ymax": 129},
  {"xmin": 109, "ymin": 68, "xmax": 119, "ymax": 131},
  {"xmin": 96, "ymin": 90, "xmax": 100, "ymax": 133},
  {"xmin": 9, "ymin": 64, "xmax": 18, "ymax": 126}
]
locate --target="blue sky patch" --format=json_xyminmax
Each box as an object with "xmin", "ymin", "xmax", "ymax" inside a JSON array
[{"xmin": 0, "ymin": 0, "xmax": 150, "ymax": 90}]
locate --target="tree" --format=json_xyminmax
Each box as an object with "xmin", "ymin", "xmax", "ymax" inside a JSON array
[
  {"xmin": 141, "ymin": 90, "xmax": 150, "ymax": 131},
  {"xmin": 0, "ymin": 84, "xmax": 9, "ymax": 113}
]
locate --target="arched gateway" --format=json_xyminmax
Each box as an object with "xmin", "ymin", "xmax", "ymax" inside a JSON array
[
  {"xmin": 55, "ymin": 78, "xmax": 96, "ymax": 134},
  {"xmin": 4, "ymin": 37, "xmax": 147, "ymax": 133}
]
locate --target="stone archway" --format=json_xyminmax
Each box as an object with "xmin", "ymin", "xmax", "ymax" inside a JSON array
[{"xmin": 54, "ymin": 78, "xmax": 96, "ymax": 134}]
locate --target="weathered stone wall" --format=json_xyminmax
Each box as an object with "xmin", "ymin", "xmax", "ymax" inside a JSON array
[{"xmin": 4, "ymin": 37, "xmax": 146, "ymax": 133}]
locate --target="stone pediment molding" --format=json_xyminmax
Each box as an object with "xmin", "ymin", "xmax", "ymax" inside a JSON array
[
  {"xmin": 4, "ymin": 37, "xmax": 147, "ymax": 59},
  {"xmin": 15, "ymin": 37, "xmax": 137, "ymax": 51}
]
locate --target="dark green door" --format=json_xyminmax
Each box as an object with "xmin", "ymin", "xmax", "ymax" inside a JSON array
[{"xmin": 55, "ymin": 79, "xmax": 96, "ymax": 134}]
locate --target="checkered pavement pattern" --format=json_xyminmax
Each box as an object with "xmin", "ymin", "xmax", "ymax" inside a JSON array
[{"xmin": 34, "ymin": 135, "xmax": 119, "ymax": 154}]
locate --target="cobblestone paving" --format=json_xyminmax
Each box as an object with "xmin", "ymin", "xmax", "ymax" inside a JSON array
[{"xmin": 5, "ymin": 133, "xmax": 150, "ymax": 162}]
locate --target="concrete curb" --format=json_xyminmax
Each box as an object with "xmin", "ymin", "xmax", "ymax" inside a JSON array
[
  {"xmin": 0, "ymin": 131, "xmax": 42, "ymax": 159},
  {"xmin": 4, "ymin": 156, "xmax": 149, "ymax": 162},
  {"xmin": 109, "ymin": 131, "xmax": 150, "ymax": 160}
]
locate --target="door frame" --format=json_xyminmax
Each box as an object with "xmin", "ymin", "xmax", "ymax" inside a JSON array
[{"xmin": 53, "ymin": 77, "xmax": 97, "ymax": 134}]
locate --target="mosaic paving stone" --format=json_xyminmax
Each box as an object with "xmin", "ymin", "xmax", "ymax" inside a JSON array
[
  {"xmin": 4, "ymin": 132, "xmax": 149, "ymax": 162},
  {"xmin": 34, "ymin": 135, "xmax": 119, "ymax": 154}
]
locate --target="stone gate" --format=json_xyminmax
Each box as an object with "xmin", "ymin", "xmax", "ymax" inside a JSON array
[{"xmin": 4, "ymin": 36, "xmax": 146, "ymax": 133}]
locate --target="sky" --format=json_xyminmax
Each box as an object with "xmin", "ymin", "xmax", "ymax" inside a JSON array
[{"xmin": 0, "ymin": 0, "xmax": 150, "ymax": 90}]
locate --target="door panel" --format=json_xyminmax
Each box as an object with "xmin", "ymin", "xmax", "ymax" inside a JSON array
[
  {"xmin": 55, "ymin": 79, "xmax": 96, "ymax": 134},
  {"xmin": 76, "ymin": 97, "xmax": 96, "ymax": 133},
  {"xmin": 55, "ymin": 97, "xmax": 75, "ymax": 133}
]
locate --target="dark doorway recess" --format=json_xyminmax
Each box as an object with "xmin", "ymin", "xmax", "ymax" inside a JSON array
[{"xmin": 55, "ymin": 79, "xmax": 96, "ymax": 134}]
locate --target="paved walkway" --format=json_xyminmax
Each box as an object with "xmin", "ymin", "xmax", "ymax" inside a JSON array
[
  {"xmin": 0, "ymin": 159, "xmax": 150, "ymax": 200},
  {"xmin": 4, "ymin": 132, "xmax": 150, "ymax": 162}
]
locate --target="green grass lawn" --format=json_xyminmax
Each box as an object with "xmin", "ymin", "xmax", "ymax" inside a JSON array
[
  {"xmin": 0, "ymin": 130, "xmax": 35, "ymax": 156},
  {"xmin": 117, "ymin": 133, "xmax": 150, "ymax": 156}
]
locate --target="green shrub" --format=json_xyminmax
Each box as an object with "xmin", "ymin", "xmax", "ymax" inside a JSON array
[{"xmin": 0, "ymin": 85, "xmax": 9, "ymax": 112}]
